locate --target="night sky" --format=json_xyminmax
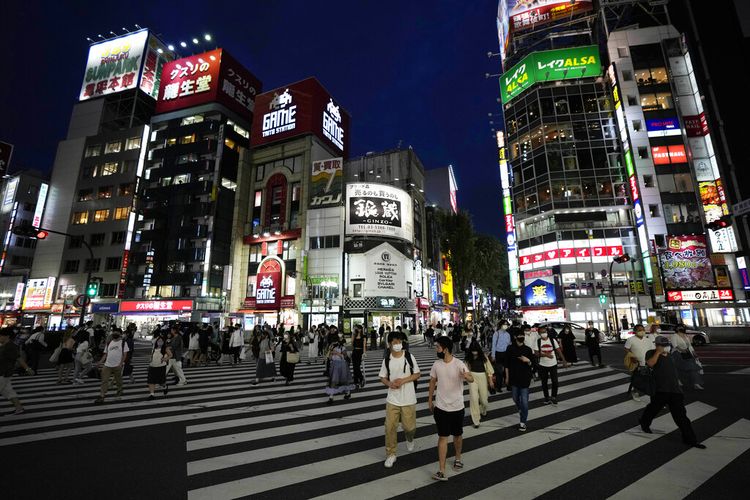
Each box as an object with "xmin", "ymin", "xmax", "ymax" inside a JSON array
[{"xmin": 1, "ymin": 0, "xmax": 504, "ymax": 236}]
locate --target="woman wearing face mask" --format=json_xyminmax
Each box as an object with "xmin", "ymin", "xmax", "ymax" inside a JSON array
[
  {"xmin": 252, "ymin": 328, "xmax": 276, "ymax": 385},
  {"xmin": 351, "ymin": 325, "xmax": 367, "ymax": 388},
  {"xmin": 558, "ymin": 325, "xmax": 578, "ymax": 364},
  {"xmin": 324, "ymin": 333, "xmax": 355, "ymax": 404},
  {"xmin": 465, "ymin": 340, "xmax": 494, "ymax": 428},
  {"xmin": 505, "ymin": 328, "xmax": 535, "ymax": 431},
  {"xmin": 279, "ymin": 333, "xmax": 299, "ymax": 386},
  {"xmin": 671, "ymin": 325, "xmax": 704, "ymax": 390}
]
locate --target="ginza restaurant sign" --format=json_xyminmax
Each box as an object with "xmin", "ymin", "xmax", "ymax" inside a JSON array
[{"xmin": 500, "ymin": 45, "xmax": 601, "ymax": 103}]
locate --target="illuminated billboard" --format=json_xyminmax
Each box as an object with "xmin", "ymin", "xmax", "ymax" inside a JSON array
[
  {"xmin": 506, "ymin": 0, "xmax": 593, "ymax": 34},
  {"xmin": 309, "ymin": 158, "xmax": 343, "ymax": 209},
  {"xmin": 522, "ymin": 269, "xmax": 560, "ymax": 307},
  {"xmin": 22, "ymin": 277, "xmax": 55, "ymax": 310},
  {"xmin": 500, "ymin": 45, "xmax": 601, "ymax": 103},
  {"xmin": 345, "ymin": 183, "xmax": 414, "ymax": 242},
  {"xmin": 659, "ymin": 235, "xmax": 715, "ymax": 290}
]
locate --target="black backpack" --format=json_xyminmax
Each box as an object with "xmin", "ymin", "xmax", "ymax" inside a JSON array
[{"xmin": 384, "ymin": 350, "xmax": 419, "ymax": 389}]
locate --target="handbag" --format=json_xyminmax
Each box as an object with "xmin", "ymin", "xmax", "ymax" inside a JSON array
[
  {"xmin": 286, "ymin": 351, "xmax": 300, "ymax": 364},
  {"xmin": 264, "ymin": 352, "xmax": 274, "ymax": 364},
  {"xmin": 631, "ymin": 365, "xmax": 655, "ymax": 396},
  {"xmin": 49, "ymin": 345, "xmax": 62, "ymax": 364},
  {"xmin": 680, "ymin": 350, "xmax": 693, "ymax": 360},
  {"xmin": 79, "ymin": 350, "xmax": 93, "ymax": 365}
]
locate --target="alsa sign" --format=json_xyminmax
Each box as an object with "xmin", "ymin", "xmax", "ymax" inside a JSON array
[
  {"xmin": 155, "ymin": 48, "xmax": 262, "ymax": 121},
  {"xmin": 500, "ymin": 45, "xmax": 601, "ymax": 103},
  {"xmin": 251, "ymin": 78, "xmax": 350, "ymax": 157}
]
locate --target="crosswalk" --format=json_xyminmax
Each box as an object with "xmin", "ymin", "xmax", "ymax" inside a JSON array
[{"xmin": 1, "ymin": 336, "xmax": 748, "ymax": 499}]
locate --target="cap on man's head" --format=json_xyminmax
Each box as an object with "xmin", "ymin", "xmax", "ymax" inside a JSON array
[{"xmin": 655, "ymin": 335, "xmax": 671, "ymax": 346}]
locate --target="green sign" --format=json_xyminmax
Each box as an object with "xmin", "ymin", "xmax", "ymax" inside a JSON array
[{"xmin": 499, "ymin": 45, "xmax": 602, "ymax": 103}]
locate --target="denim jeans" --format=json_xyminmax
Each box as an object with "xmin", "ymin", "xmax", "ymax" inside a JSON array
[{"xmin": 511, "ymin": 386, "xmax": 529, "ymax": 423}]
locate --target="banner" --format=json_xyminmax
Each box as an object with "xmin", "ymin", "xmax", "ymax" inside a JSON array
[
  {"xmin": 346, "ymin": 183, "xmax": 414, "ymax": 242},
  {"xmin": 309, "ymin": 158, "xmax": 343, "ymax": 209},
  {"xmin": 659, "ymin": 235, "xmax": 715, "ymax": 290}
]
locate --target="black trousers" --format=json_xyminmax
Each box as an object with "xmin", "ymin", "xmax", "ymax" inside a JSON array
[
  {"xmin": 538, "ymin": 365, "xmax": 558, "ymax": 399},
  {"xmin": 231, "ymin": 346, "xmax": 241, "ymax": 364},
  {"xmin": 587, "ymin": 345, "xmax": 602, "ymax": 365},
  {"xmin": 640, "ymin": 391, "xmax": 697, "ymax": 445},
  {"xmin": 352, "ymin": 350, "xmax": 364, "ymax": 385}
]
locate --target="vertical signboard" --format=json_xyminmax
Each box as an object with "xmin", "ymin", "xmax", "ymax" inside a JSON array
[
  {"xmin": 309, "ymin": 158, "xmax": 343, "ymax": 208},
  {"xmin": 255, "ymin": 256, "xmax": 284, "ymax": 310},
  {"xmin": 498, "ymin": 131, "xmax": 519, "ymax": 291},
  {"xmin": 659, "ymin": 235, "xmax": 715, "ymax": 290},
  {"xmin": 32, "ymin": 183, "xmax": 49, "ymax": 228}
]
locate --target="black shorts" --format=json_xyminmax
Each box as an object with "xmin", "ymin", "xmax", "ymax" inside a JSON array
[
  {"xmin": 147, "ymin": 366, "xmax": 167, "ymax": 385},
  {"xmin": 433, "ymin": 407, "xmax": 464, "ymax": 437}
]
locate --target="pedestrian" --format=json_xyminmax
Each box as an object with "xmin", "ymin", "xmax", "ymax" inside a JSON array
[
  {"xmin": 307, "ymin": 326, "xmax": 319, "ymax": 364},
  {"xmin": 671, "ymin": 325, "xmax": 704, "ymax": 390},
  {"xmin": 123, "ymin": 324, "xmax": 136, "ymax": 384},
  {"xmin": 252, "ymin": 327, "xmax": 276, "ymax": 385},
  {"xmin": 198, "ymin": 324, "xmax": 210, "ymax": 365},
  {"xmin": 279, "ymin": 332, "xmax": 299, "ymax": 385},
  {"xmin": 490, "ymin": 320, "xmax": 511, "ymax": 392},
  {"xmin": 534, "ymin": 325, "xmax": 568, "ymax": 405},
  {"xmin": 147, "ymin": 331, "xmax": 172, "ymax": 400},
  {"xmin": 621, "ymin": 315, "xmax": 629, "ymax": 331},
  {"xmin": 522, "ymin": 324, "xmax": 540, "ymax": 380},
  {"xmin": 428, "ymin": 336, "xmax": 474, "ymax": 481},
  {"xmin": 73, "ymin": 331, "xmax": 93, "ymax": 384},
  {"xmin": 25, "ymin": 326, "xmax": 47, "ymax": 374},
  {"xmin": 187, "ymin": 327, "xmax": 201, "ymax": 366},
  {"xmin": 166, "ymin": 326, "xmax": 188, "ymax": 386},
  {"xmin": 505, "ymin": 328, "xmax": 534, "ymax": 431},
  {"xmin": 639, "ymin": 336, "xmax": 706, "ymax": 449},
  {"xmin": 584, "ymin": 320, "xmax": 604, "ymax": 367},
  {"xmin": 325, "ymin": 333, "xmax": 355, "ymax": 404},
  {"xmin": 465, "ymin": 339, "xmax": 494, "ymax": 428},
  {"xmin": 1, "ymin": 328, "xmax": 35, "ymax": 415},
  {"xmin": 379, "ymin": 331, "xmax": 420, "ymax": 468},
  {"xmin": 624, "ymin": 324, "xmax": 655, "ymax": 401},
  {"xmin": 56, "ymin": 331, "xmax": 75, "ymax": 384},
  {"xmin": 426, "ymin": 324, "xmax": 435, "ymax": 348},
  {"xmin": 558, "ymin": 325, "xmax": 578, "ymax": 364},
  {"xmin": 95, "ymin": 328, "xmax": 130, "ymax": 404},
  {"xmin": 370, "ymin": 326, "xmax": 378, "ymax": 350},
  {"xmin": 229, "ymin": 325, "xmax": 244, "ymax": 366},
  {"xmin": 351, "ymin": 325, "xmax": 367, "ymax": 388}
]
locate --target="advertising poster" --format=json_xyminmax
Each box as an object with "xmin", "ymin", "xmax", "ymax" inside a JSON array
[
  {"xmin": 255, "ymin": 257, "xmax": 284, "ymax": 309},
  {"xmin": 80, "ymin": 30, "xmax": 149, "ymax": 101},
  {"xmin": 522, "ymin": 269, "xmax": 559, "ymax": 307},
  {"xmin": 346, "ymin": 183, "xmax": 414, "ymax": 242},
  {"xmin": 309, "ymin": 158, "xmax": 343, "ymax": 209},
  {"xmin": 699, "ymin": 181, "xmax": 723, "ymax": 223},
  {"xmin": 659, "ymin": 235, "xmax": 715, "ymax": 290},
  {"xmin": 506, "ymin": 0, "xmax": 593, "ymax": 34}
]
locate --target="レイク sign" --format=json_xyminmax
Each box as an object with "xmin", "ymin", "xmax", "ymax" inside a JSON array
[{"xmin": 255, "ymin": 257, "xmax": 284, "ymax": 309}]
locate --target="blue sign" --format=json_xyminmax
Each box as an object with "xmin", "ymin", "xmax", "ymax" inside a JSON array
[
  {"xmin": 92, "ymin": 302, "xmax": 119, "ymax": 313},
  {"xmin": 429, "ymin": 275, "xmax": 439, "ymax": 303},
  {"xmin": 633, "ymin": 199, "xmax": 645, "ymax": 226},
  {"xmin": 646, "ymin": 117, "xmax": 679, "ymax": 132},
  {"xmin": 522, "ymin": 278, "xmax": 558, "ymax": 306}
]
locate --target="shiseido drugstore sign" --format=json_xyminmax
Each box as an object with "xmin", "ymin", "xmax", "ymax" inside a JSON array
[{"xmin": 251, "ymin": 78, "xmax": 350, "ymax": 157}]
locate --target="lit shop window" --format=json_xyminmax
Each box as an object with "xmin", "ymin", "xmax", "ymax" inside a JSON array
[
  {"xmin": 125, "ymin": 137, "xmax": 141, "ymax": 150},
  {"xmin": 72, "ymin": 211, "xmax": 89, "ymax": 225},
  {"xmin": 179, "ymin": 134, "xmax": 196, "ymax": 145},
  {"xmin": 105, "ymin": 141, "xmax": 122, "ymax": 154},
  {"xmin": 114, "ymin": 206, "xmax": 130, "ymax": 220},
  {"xmin": 101, "ymin": 162, "xmax": 119, "ymax": 176},
  {"xmin": 94, "ymin": 209, "xmax": 110, "ymax": 222}
]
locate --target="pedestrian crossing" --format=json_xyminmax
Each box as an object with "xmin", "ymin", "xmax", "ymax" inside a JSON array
[{"xmin": 1, "ymin": 336, "xmax": 747, "ymax": 499}]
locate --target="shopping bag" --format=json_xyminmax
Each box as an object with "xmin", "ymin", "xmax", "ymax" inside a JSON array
[
  {"xmin": 239, "ymin": 346, "xmax": 247, "ymax": 361},
  {"xmin": 264, "ymin": 352, "xmax": 274, "ymax": 364},
  {"xmin": 49, "ymin": 345, "xmax": 62, "ymax": 364}
]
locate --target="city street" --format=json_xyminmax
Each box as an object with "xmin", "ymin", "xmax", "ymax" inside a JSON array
[{"xmin": 2, "ymin": 336, "xmax": 749, "ymax": 500}]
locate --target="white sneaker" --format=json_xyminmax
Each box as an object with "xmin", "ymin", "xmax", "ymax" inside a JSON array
[
  {"xmin": 406, "ymin": 440, "xmax": 415, "ymax": 452},
  {"xmin": 631, "ymin": 390, "xmax": 642, "ymax": 402},
  {"xmin": 384, "ymin": 455, "xmax": 397, "ymax": 468},
  {"xmin": 177, "ymin": 381, "xmax": 187, "ymax": 386}
]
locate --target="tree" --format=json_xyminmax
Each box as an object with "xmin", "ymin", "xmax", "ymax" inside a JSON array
[
  {"xmin": 438, "ymin": 210, "xmax": 476, "ymax": 321},
  {"xmin": 474, "ymin": 233, "xmax": 513, "ymax": 318}
]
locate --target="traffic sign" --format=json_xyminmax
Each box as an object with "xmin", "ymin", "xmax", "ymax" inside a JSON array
[
  {"xmin": 599, "ymin": 294, "xmax": 608, "ymax": 305},
  {"xmin": 74, "ymin": 294, "xmax": 91, "ymax": 308}
]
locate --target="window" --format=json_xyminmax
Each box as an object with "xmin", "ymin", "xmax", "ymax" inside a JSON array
[
  {"xmin": 643, "ymin": 175, "xmax": 654, "ymax": 188},
  {"xmin": 627, "ymin": 95, "xmax": 638, "ymax": 106},
  {"xmin": 125, "ymin": 137, "xmax": 141, "ymax": 150},
  {"xmin": 648, "ymin": 204, "xmax": 660, "ymax": 217},
  {"xmin": 249, "ymin": 244, "xmax": 263, "ymax": 263},
  {"xmin": 282, "ymin": 240, "xmax": 296, "ymax": 260},
  {"xmin": 82, "ymin": 165, "xmax": 98, "ymax": 178},
  {"xmin": 93, "ymin": 209, "xmax": 110, "ymax": 222},
  {"xmin": 166, "ymin": 137, "xmax": 177, "ymax": 147},
  {"xmin": 105, "ymin": 141, "xmax": 122, "ymax": 154},
  {"xmin": 72, "ymin": 211, "xmax": 89, "ymax": 224},
  {"xmin": 179, "ymin": 134, "xmax": 195, "ymax": 144},
  {"xmin": 100, "ymin": 283, "xmax": 118, "ymax": 297},
  {"xmin": 63, "ymin": 260, "xmax": 81, "ymax": 273},
  {"xmin": 352, "ymin": 283, "xmax": 363, "ymax": 298},
  {"xmin": 635, "ymin": 67, "xmax": 668, "ymax": 86},
  {"xmin": 638, "ymin": 147, "xmax": 649, "ymax": 160},
  {"xmin": 640, "ymin": 92, "xmax": 673, "ymax": 111},
  {"xmin": 290, "ymin": 182, "xmax": 301, "ymax": 227},
  {"xmin": 77, "ymin": 188, "xmax": 94, "ymax": 201},
  {"xmin": 111, "ymin": 231, "xmax": 126, "ymax": 244},
  {"xmin": 674, "ymin": 173, "xmax": 694, "ymax": 192},
  {"xmin": 101, "ymin": 162, "xmax": 119, "ymax": 176},
  {"xmin": 632, "ymin": 120, "xmax": 642, "ymax": 132},
  {"xmin": 98, "ymin": 186, "xmax": 113, "ymax": 199},
  {"xmin": 11, "ymin": 255, "xmax": 33, "ymax": 267},
  {"xmin": 90, "ymin": 233, "xmax": 106, "ymax": 246},
  {"xmin": 84, "ymin": 258, "xmax": 101, "ymax": 272},
  {"xmin": 69, "ymin": 236, "xmax": 83, "ymax": 248},
  {"xmin": 84, "ymin": 145, "xmax": 101, "ymax": 157},
  {"xmin": 118, "ymin": 183, "xmax": 134, "ymax": 196},
  {"xmin": 654, "ymin": 234, "xmax": 666, "ymax": 248},
  {"xmin": 255, "ymin": 164, "xmax": 265, "ymax": 181},
  {"xmin": 114, "ymin": 206, "xmax": 130, "ymax": 220},
  {"xmin": 622, "ymin": 70, "xmax": 633, "ymax": 81},
  {"xmin": 105, "ymin": 257, "xmax": 122, "ymax": 271},
  {"xmin": 309, "ymin": 235, "xmax": 340, "ymax": 249},
  {"xmin": 617, "ymin": 47, "xmax": 628, "ymax": 58}
]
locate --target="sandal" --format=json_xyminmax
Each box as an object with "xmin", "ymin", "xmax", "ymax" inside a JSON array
[
  {"xmin": 453, "ymin": 460, "xmax": 464, "ymax": 470},
  {"xmin": 432, "ymin": 471, "xmax": 448, "ymax": 481}
]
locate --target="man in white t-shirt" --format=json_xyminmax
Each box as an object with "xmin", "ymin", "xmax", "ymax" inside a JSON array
[
  {"xmin": 533, "ymin": 325, "xmax": 569, "ymax": 405},
  {"xmin": 378, "ymin": 332, "xmax": 420, "ymax": 469},
  {"xmin": 95, "ymin": 329, "xmax": 130, "ymax": 404},
  {"xmin": 625, "ymin": 324, "xmax": 655, "ymax": 401},
  {"xmin": 428, "ymin": 336, "xmax": 474, "ymax": 481}
]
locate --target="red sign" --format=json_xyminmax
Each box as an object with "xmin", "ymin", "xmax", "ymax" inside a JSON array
[
  {"xmin": 117, "ymin": 250, "xmax": 130, "ymax": 299},
  {"xmin": 250, "ymin": 78, "xmax": 350, "ymax": 157},
  {"xmin": 666, "ymin": 289, "xmax": 734, "ymax": 302},
  {"xmin": 120, "ymin": 300, "xmax": 193, "ymax": 312},
  {"xmin": 629, "ymin": 175, "xmax": 640, "ymax": 201},
  {"xmin": 155, "ymin": 48, "xmax": 262, "ymax": 122},
  {"xmin": 668, "ymin": 145, "xmax": 687, "ymax": 163},
  {"xmin": 505, "ymin": 214, "xmax": 514, "ymax": 233},
  {"xmin": 255, "ymin": 257, "xmax": 283, "ymax": 309},
  {"xmin": 280, "ymin": 296, "xmax": 296, "ymax": 309},
  {"xmin": 651, "ymin": 146, "xmax": 670, "ymax": 165},
  {"xmin": 521, "ymin": 245, "xmax": 623, "ymax": 267},
  {"xmin": 684, "ymin": 112, "xmax": 709, "ymax": 137},
  {"xmin": 242, "ymin": 297, "xmax": 257, "ymax": 309}
]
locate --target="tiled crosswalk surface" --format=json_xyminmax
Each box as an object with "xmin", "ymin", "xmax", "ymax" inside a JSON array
[{"xmin": 2, "ymin": 337, "xmax": 748, "ymax": 499}]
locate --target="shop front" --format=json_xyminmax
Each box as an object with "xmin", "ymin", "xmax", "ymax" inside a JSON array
[
  {"xmin": 344, "ymin": 296, "xmax": 417, "ymax": 333},
  {"xmin": 239, "ymin": 256, "xmax": 300, "ymax": 330},
  {"xmin": 116, "ymin": 299, "xmax": 193, "ymax": 336}
]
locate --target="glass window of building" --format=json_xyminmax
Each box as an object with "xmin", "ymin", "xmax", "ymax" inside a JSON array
[
  {"xmin": 90, "ymin": 233, "xmax": 105, "ymax": 246},
  {"xmin": 82, "ymin": 166, "xmax": 98, "ymax": 178},
  {"xmin": 100, "ymin": 284, "xmax": 118, "ymax": 297},
  {"xmin": 105, "ymin": 141, "xmax": 122, "ymax": 154},
  {"xmin": 125, "ymin": 137, "xmax": 141, "ymax": 150},
  {"xmin": 255, "ymin": 164, "xmax": 265, "ymax": 181},
  {"xmin": 643, "ymin": 175, "xmax": 654, "ymax": 188},
  {"xmin": 69, "ymin": 236, "xmax": 83, "ymax": 248},
  {"xmin": 85, "ymin": 145, "xmax": 101, "ymax": 157},
  {"xmin": 352, "ymin": 283, "xmax": 363, "ymax": 298},
  {"xmin": 78, "ymin": 189, "xmax": 94, "ymax": 201},
  {"xmin": 656, "ymin": 93, "xmax": 673, "ymax": 109},
  {"xmin": 114, "ymin": 207, "xmax": 130, "ymax": 220},
  {"xmin": 622, "ymin": 70, "xmax": 633, "ymax": 81},
  {"xmin": 98, "ymin": 186, "xmax": 113, "ymax": 199},
  {"xmin": 282, "ymin": 240, "xmax": 296, "ymax": 260},
  {"xmin": 638, "ymin": 147, "xmax": 649, "ymax": 159},
  {"xmin": 674, "ymin": 173, "xmax": 694, "ymax": 192},
  {"xmin": 111, "ymin": 231, "xmax": 126, "ymax": 244},
  {"xmin": 118, "ymin": 183, "xmax": 134, "ymax": 196},
  {"xmin": 180, "ymin": 134, "xmax": 196, "ymax": 144},
  {"xmin": 166, "ymin": 137, "xmax": 177, "ymax": 147},
  {"xmin": 640, "ymin": 94, "xmax": 658, "ymax": 110},
  {"xmin": 72, "ymin": 211, "xmax": 89, "ymax": 225},
  {"xmin": 105, "ymin": 257, "xmax": 122, "ymax": 271},
  {"xmin": 270, "ymin": 185, "xmax": 283, "ymax": 224},
  {"xmin": 63, "ymin": 260, "xmax": 79, "ymax": 273},
  {"xmin": 101, "ymin": 162, "xmax": 119, "ymax": 176},
  {"xmin": 84, "ymin": 258, "xmax": 101, "ymax": 272},
  {"xmin": 648, "ymin": 205, "xmax": 660, "ymax": 217},
  {"xmin": 634, "ymin": 69, "xmax": 651, "ymax": 85},
  {"xmin": 650, "ymin": 67, "xmax": 668, "ymax": 84},
  {"xmin": 249, "ymin": 244, "xmax": 262, "ymax": 263},
  {"xmin": 94, "ymin": 209, "xmax": 110, "ymax": 222}
]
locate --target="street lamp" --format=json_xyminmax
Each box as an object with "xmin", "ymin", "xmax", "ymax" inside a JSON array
[{"xmin": 609, "ymin": 253, "xmax": 631, "ymax": 341}]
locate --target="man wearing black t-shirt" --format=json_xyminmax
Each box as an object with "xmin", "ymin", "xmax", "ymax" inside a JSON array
[
  {"xmin": 505, "ymin": 330, "xmax": 535, "ymax": 432},
  {"xmin": 639, "ymin": 336, "xmax": 706, "ymax": 449}
]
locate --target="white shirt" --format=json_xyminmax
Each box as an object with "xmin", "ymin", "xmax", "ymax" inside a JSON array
[
  {"xmin": 524, "ymin": 331, "xmax": 539, "ymax": 351},
  {"xmin": 535, "ymin": 337, "xmax": 560, "ymax": 367},
  {"xmin": 624, "ymin": 335, "xmax": 656, "ymax": 366},
  {"xmin": 229, "ymin": 329, "xmax": 244, "ymax": 348},
  {"xmin": 103, "ymin": 338, "xmax": 129, "ymax": 368},
  {"xmin": 430, "ymin": 357, "xmax": 469, "ymax": 412},
  {"xmin": 76, "ymin": 340, "xmax": 89, "ymax": 354},
  {"xmin": 379, "ymin": 353, "xmax": 420, "ymax": 406}
]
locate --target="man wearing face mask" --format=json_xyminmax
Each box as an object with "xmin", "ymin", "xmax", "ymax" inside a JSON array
[
  {"xmin": 429, "ymin": 336, "xmax": 473, "ymax": 481},
  {"xmin": 534, "ymin": 325, "xmax": 568, "ymax": 405},
  {"xmin": 624, "ymin": 324, "xmax": 654, "ymax": 401},
  {"xmin": 505, "ymin": 329, "xmax": 534, "ymax": 431},
  {"xmin": 94, "ymin": 327, "xmax": 129, "ymax": 404},
  {"xmin": 491, "ymin": 321, "xmax": 511, "ymax": 392},
  {"xmin": 639, "ymin": 336, "xmax": 706, "ymax": 449},
  {"xmin": 379, "ymin": 332, "xmax": 420, "ymax": 468}
]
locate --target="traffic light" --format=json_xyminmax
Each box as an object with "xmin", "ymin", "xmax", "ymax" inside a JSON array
[
  {"xmin": 12, "ymin": 224, "xmax": 48, "ymax": 239},
  {"xmin": 707, "ymin": 215, "xmax": 732, "ymax": 231},
  {"xmin": 86, "ymin": 280, "xmax": 99, "ymax": 297},
  {"xmin": 613, "ymin": 253, "xmax": 631, "ymax": 264},
  {"xmin": 599, "ymin": 294, "xmax": 608, "ymax": 305}
]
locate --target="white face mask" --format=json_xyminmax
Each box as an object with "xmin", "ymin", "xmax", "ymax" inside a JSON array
[
  {"xmin": 541, "ymin": 333, "xmax": 548, "ymax": 339},
  {"xmin": 392, "ymin": 343, "xmax": 403, "ymax": 352},
  {"xmin": 663, "ymin": 346, "xmax": 671, "ymax": 354}
]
